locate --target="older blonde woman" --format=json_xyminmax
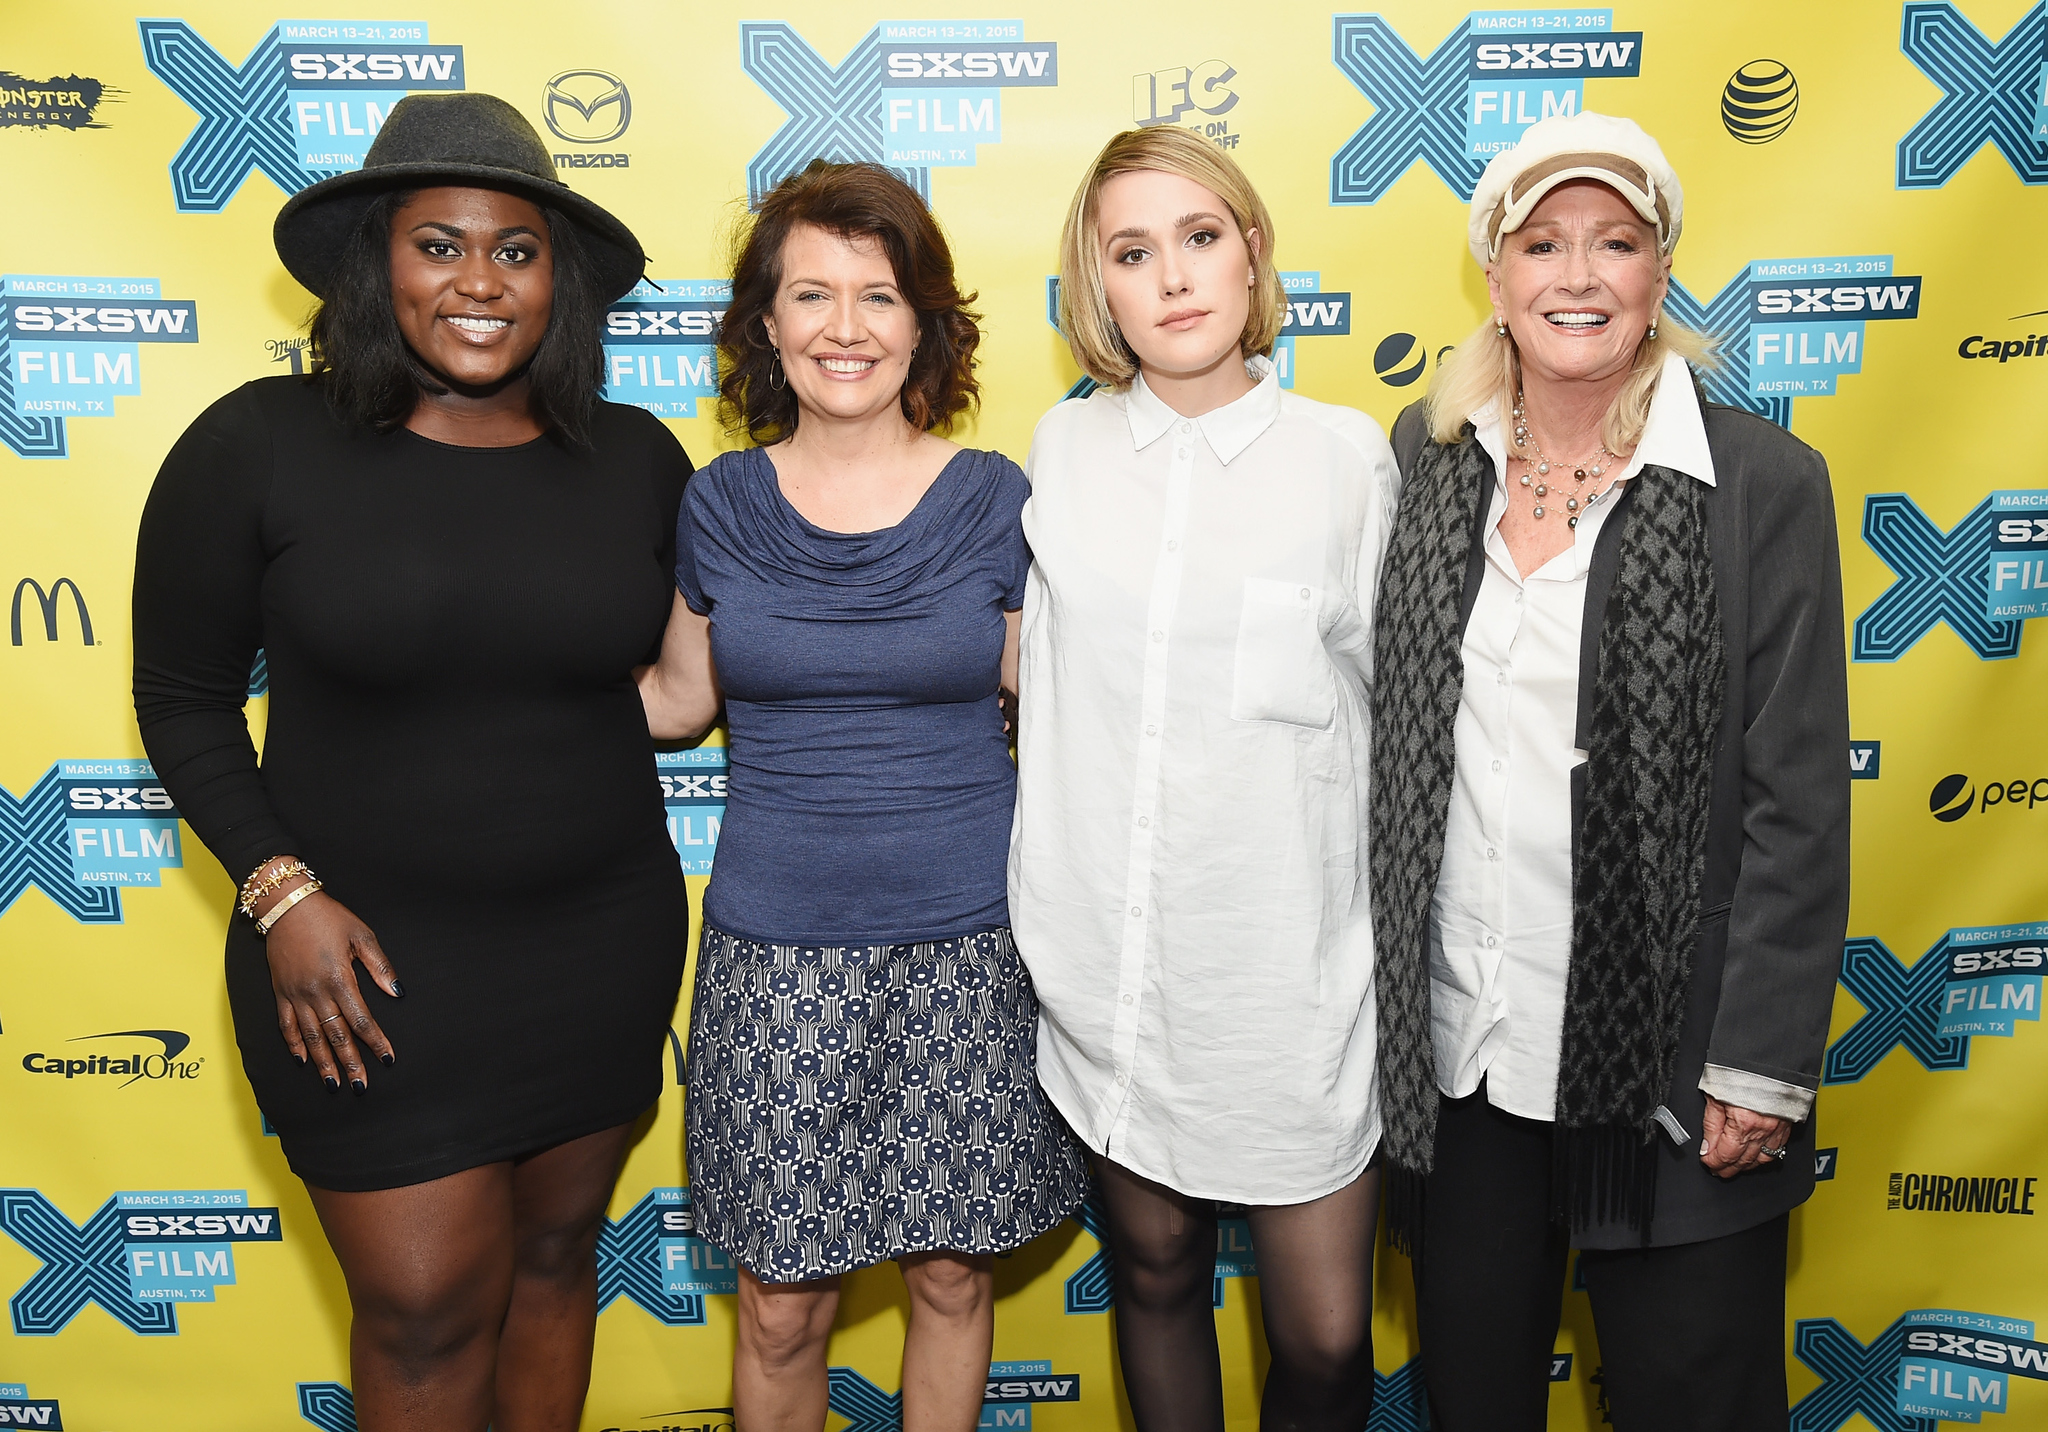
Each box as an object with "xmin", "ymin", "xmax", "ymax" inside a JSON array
[
  {"xmin": 1010, "ymin": 126, "xmax": 1400, "ymax": 1432},
  {"xmin": 1369, "ymin": 112, "xmax": 1849, "ymax": 1430}
]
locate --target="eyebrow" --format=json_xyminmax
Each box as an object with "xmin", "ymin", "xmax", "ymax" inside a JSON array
[
  {"xmin": 408, "ymin": 221, "xmax": 542, "ymax": 240},
  {"xmin": 782, "ymin": 274, "xmax": 902, "ymax": 292},
  {"xmin": 1104, "ymin": 210, "xmax": 1228, "ymax": 243}
]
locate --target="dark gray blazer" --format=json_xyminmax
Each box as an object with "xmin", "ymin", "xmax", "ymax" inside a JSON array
[{"xmin": 1390, "ymin": 388, "xmax": 1851, "ymax": 1248}]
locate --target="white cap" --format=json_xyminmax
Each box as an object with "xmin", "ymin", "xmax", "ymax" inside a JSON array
[{"xmin": 1467, "ymin": 111, "xmax": 1683, "ymax": 269}]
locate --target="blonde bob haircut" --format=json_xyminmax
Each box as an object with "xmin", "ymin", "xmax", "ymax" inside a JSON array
[{"xmin": 1057, "ymin": 127, "xmax": 1287, "ymax": 389}]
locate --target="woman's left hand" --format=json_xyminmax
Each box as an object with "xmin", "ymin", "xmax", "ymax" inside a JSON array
[{"xmin": 1699, "ymin": 1096, "xmax": 1794, "ymax": 1178}]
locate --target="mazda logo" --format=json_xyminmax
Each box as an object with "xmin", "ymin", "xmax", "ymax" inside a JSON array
[{"xmin": 544, "ymin": 70, "xmax": 631, "ymax": 145}]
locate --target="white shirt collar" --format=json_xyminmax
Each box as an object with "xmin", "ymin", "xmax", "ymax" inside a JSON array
[
  {"xmin": 1472, "ymin": 350, "xmax": 1716, "ymax": 488},
  {"xmin": 1122, "ymin": 354, "xmax": 1282, "ymax": 466}
]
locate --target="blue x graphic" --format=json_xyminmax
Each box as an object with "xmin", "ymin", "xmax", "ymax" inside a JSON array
[
  {"xmin": 1790, "ymin": 1316, "xmax": 1932, "ymax": 1432},
  {"xmin": 1659, "ymin": 269, "xmax": 1794, "ymax": 429},
  {"xmin": 0, "ymin": 311, "xmax": 68, "ymax": 459},
  {"xmin": 1825, "ymin": 937, "xmax": 1970, "ymax": 1084},
  {"xmin": 1368, "ymin": 1356, "xmax": 1431, "ymax": 1431},
  {"xmin": 1, "ymin": 1191, "xmax": 177, "ymax": 1336},
  {"xmin": 828, "ymin": 1366, "xmax": 903, "ymax": 1432},
  {"xmin": 137, "ymin": 21, "xmax": 335, "ymax": 212},
  {"xmin": 297, "ymin": 1382, "xmax": 356, "ymax": 1432},
  {"xmin": 594, "ymin": 1191, "xmax": 707, "ymax": 1326},
  {"xmin": 738, "ymin": 24, "xmax": 927, "ymax": 209},
  {"xmin": 1855, "ymin": 494, "xmax": 2020, "ymax": 661},
  {"xmin": 1898, "ymin": 2, "xmax": 2048, "ymax": 189},
  {"xmin": 0, "ymin": 767, "xmax": 122, "ymax": 925},
  {"xmin": 1330, "ymin": 15, "xmax": 1481, "ymax": 204},
  {"xmin": 1063, "ymin": 1193, "xmax": 1114, "ymax": 1314}
]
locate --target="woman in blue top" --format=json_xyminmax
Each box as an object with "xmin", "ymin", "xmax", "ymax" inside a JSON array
[{"xmin": 638, "ymin": 160, "xmax": 1086, "ymax": 1432}]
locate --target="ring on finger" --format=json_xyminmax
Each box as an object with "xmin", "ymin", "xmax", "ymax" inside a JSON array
[
  {"xmin": 320, "ymin": 1014, "xmax": 345, "ymax": 1026},
  {"xmin": 1762, "ymin": 1144, "xmax": 1789, "ymax": 1161}
]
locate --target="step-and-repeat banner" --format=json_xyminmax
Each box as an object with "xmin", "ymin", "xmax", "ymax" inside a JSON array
[{"xmin": 4, "ymin": 1, "xmax": 2046, "ymax": 1428}]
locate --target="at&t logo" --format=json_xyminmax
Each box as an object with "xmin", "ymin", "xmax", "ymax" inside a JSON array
[
  {"xmin": 1720, "ymin": 59, "xmax": 1798, "ymax": 144},
  {"xmin": 1330, "ymin": 8, "xmax": 1644, "ymax": 205},
  {"xmin": 137, "ymin": 19, "xmax": 465, "ymax": 211}
]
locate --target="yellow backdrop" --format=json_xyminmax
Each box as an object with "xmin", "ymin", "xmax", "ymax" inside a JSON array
[{"xmin": 4, "ymin": 1, "xmax": 2047, "ymax": 1428}]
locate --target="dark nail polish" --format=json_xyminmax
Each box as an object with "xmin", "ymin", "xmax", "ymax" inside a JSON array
[
  {"xmin": 389, "ymin": 981, "xmax": 404, "ymax": 997},
  {"xmin": 379, "ymin": 1052, "xmax": 394, "ymax": 1066},
  {"xmin": 350, "ymin": 1078, "xmax": 366, "ymax": 1095},
  {"xmin": 295, "ymin": 1054, "xmax": 307, "ymax": 1066},
  {"xmin": 324, "ymin": 1075, "xmax": 339, "ymax": 1091}
]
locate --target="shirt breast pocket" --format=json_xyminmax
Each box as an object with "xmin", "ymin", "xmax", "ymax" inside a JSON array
[{"xmin": 1229, "ymin": 578, "xmax": 1337, "ymax": 731}]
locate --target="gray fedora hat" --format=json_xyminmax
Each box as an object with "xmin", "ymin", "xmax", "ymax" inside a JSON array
[{"xmin": 273, "ymin": 91, "xmax": 647, "ymax": 302}]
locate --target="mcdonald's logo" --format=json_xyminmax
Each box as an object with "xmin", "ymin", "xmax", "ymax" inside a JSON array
[{"xmin": 9, "ymin": 577, "xmax": 94, "ymax": 646}]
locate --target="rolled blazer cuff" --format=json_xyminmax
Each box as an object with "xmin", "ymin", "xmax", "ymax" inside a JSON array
[{"xmin": 1698, "ymin": 1062, "xmax": 1816, "ymax": 1122}]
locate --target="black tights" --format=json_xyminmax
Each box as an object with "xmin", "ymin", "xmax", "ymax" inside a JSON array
[{"xmin": 1095, "ymin": 1157, "xmax": 1380, "ymax": 1432}]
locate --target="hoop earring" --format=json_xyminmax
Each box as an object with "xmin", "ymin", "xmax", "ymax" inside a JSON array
[{"xmin": 768, "ymin": 350, "xmax": 786, "ymax": 391}]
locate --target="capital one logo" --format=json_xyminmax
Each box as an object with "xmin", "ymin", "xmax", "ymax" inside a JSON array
[
  {"xmin": 1855, "ymin": 489, "xmax": 2047, "ymax": 661},
  {"xmin": 136, "ymin": 18, "xmax": 463, "ymax": 213},
  {"xmin": 1824, "ymin": 921, "xmax": 2044, "ymax": 1084},
  {"xmin": 1897, "ymin": 2, "xmax": 2048, "ymax": 189},
  {"xmin": 0, "ymin": 1189, "xmax": 281, "ymax": 1335},
  {"xmin": 1329, "ymin": 10, "xmax": 1644, "ymax": 205},
  {"xmin": 738, "ymin": 21, "xmax": 1056, "ymax": 207}
]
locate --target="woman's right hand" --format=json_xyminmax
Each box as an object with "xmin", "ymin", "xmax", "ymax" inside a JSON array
[{"xmin": 258, "ymin": 887, "xmax": 402, "ymax": 1092}]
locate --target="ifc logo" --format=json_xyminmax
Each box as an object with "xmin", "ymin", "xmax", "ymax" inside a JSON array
[
  {"xmin": 544, "ymin": 70, "xmax": 630, "ymax": 144},
  {"xmin": 1930, "ymin": 773, "xmax": 1973, "ymax": 821},
  {"xmin": 1373, "ymin": 332, "xmax": 1426, "ymax": 387},
  {"xmin": 1721, "ymin": 60, "xmax": 1798, "ymax": 144}
]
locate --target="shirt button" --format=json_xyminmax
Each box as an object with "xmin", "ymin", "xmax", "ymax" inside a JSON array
[
  {"xmin": 1497, "ymin": 670, "xmax": 1509, "ymax": 686},
  {"xmin": 1485, "ymin": 934, "xmax": 1499, "ymax": 948},
  {"xmin": 1144, "ymin": 724, "xmax": 1158, "ymax": 736},
  {"xmin": 1130, "ymin": 906, "xmax": 1143, "ymax": 918},
  {"xmin": 1491, "ymin": 760, "xmax": 1503, "ymax": 773},
  {"xmin": 1121, "ymin": 994, "xmax": 1134, "ymax": 1006},
  {"xmin": 1137, "ymin": 816, "xmax": 1150, "ymax": 828},
  {"xmin": 1177, "ymin": 421, "xmax": 1191, "ymax": 434},
  {"xmin": 1486, "ymin": 846, "xmax": 1499, "ymax": 860},
  {"xmin": 1151, "ymin": 630, "xmax": 1164, "ymax": 642},
  {"xmin": 1299, "ymin": 587, "xmax": 1311, "ymax": 600},
  {"xmin": 1116, "ymin": 1070, "xmax": 1129, "ymax": 1085},
  {"xmin": 1167, "ymin": 540, "xmax": 1180, "ymax": 552}
]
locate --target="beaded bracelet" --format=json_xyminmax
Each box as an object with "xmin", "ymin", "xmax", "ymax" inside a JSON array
[
  {"xmin": 238, "ymin": 858, "xmax": 312, "ymax": 918},
  {"xmin": 254, "ymin": 878, "xmax": 323, "ymax": 936}
]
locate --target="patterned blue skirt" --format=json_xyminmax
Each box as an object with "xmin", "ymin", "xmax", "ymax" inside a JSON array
[{"xmin": 685, "ymin": 924, "xmax": 1089, "ymax": 1282}]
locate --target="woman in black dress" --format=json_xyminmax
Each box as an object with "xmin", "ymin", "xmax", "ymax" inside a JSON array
[{"xmin": 131, "ymin": 94, "xmax": 689, "ymax": 1430}]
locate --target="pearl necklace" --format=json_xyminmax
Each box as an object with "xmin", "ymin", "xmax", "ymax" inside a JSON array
[{"xmin": 1511, "ymin": 395, "xmax": 1620, "ymax": 529}]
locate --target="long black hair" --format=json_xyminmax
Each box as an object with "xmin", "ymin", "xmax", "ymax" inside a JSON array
[{"xmin": 306, "ymin": 187, "xmax": 608, "ymax": 444}]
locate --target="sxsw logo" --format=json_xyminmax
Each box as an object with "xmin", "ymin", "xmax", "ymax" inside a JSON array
[
  {"xmin": 659, "ymin": 746, "xmax": 727, "ymax": 875},
  {"xmin": 0, "ymin": 1189, "xmax": 280, "ymax": 1334},
  {"xmin": 1855, "ymin": 488, "xmax": 2047, "ymax": 661},
  {"xmin": 594, "ymin": 1188, "xmax": 724, "ymax": 1327},
  {"xmin": 1330, "ymin": 8, "xmax": 1644, "ymax": 205},
  {"xmin": 604, "ymin": 280, "xmax": 725, "ymax": 420},
  {"xmin": 739, "ymin": 20, "xmax": 1057, "ymax": 205},
  {"xmin": 1791, "ymin": 1309, "xmax": 2045, "ymax": 1429},
  {"xmin": 1825, "ymin": 920, "xmax": 2043, "ymax": 1083},
  {"xmin": 2, "ymin": 275, "xmax": 199, "ymax": 459},
  {"xmin": 1, "ymin": 760, "xmax": 184, "ymax": 925},
  {"xmin": 1897, "ymin": 2, "xmax": 2048, "ymax": 189},
  {"xmin": 1851, "ymin": 741, "xmax": 1881, "ymax": 780},
  {"xmin": 136, "ymin": 18, "xmax": 464, "ymax": 212},
  {"xmin": 0, "ymin": 1384, "xmax": 61, "ymax": 1430}
]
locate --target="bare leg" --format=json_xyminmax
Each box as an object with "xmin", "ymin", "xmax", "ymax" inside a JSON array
[
  {"xmin": 1093, "ymin": 1156, "xmax": 1226, "ymax": 1432},
  {"xmin": 493, "ymin": 1124, "xmax": 637, "ymax": 1432},
  {"xmin": 900, "ymin": 1251, "xmax": 995, "ymax": 1432},
  {"xmin": 1243, "ymin": 1166, "xmax": 1381, "ymax": 1432},
  {"xmin": 734, "ymin": 1265, "xmax": 841, "ymax": 1432}
]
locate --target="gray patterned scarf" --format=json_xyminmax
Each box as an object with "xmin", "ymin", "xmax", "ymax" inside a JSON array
[{"xmin": 1369, "ymin": 421, "xmax": 1724, "ymax": 1240}]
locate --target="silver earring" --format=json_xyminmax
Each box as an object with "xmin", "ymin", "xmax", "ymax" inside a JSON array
[
  {"xmin": 1495, "ymin": 321, "xmax": 1507, "ymax": 337},
  {"xmin": 768, "ymin": 350, "xmax": 786, "ymax": 391},
  {"xmin": 1648, "ymin": 320, "xmax": 1660, "ymax": 340}
]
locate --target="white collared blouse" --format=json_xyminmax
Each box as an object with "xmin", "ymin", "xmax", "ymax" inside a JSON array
[
  {"xmin": 1429, "ymin": 350, "xmax": 1812, "ymax": 1125},
  {"xmin": 1009, "ymin": 357, "xmax": 1401, "ymax": 1203}
]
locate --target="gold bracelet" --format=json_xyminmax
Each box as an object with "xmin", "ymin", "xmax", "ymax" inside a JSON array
[
  {"xmin": 254, "ymin": 878, "xmax": 323, "ymax": 935},
  {"xmin": 238, "ymin": 858, "xmax": 311, "ymax": 918}
]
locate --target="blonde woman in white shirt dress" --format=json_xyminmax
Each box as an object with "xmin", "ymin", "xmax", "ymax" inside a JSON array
[{"xmin": 1008, "ymin": 127, "xmax": 1400, "ymax": 1432}]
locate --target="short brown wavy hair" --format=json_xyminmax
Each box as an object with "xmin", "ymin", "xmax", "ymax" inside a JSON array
[{"xmin": 718, "ymin": 160, "xmax": 981, "ymax": 445}]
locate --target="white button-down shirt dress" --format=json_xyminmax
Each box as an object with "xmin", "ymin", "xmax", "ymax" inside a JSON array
[{"xmin": 1009, "ymin": 358, "xmax": 1401, "ymax": 1204}]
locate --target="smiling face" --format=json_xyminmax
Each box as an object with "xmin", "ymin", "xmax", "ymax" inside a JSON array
[
  {"xmin": 388, "ymin": 186, "xmax": 554, "ymax": 392},
  {"xmin": 760, "ymin": 223, "xmax": 920, "ymax": 430},
  {"xmin": 1487, "ymin": 178, "xmax": 1668, "ymax": 389},
  {"xmin": 1094, "ymin": 167, "xmax": 1257, "ymax": 384}
]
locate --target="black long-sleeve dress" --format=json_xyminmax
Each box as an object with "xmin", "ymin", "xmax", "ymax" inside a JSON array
[{"xmin": 133, "ymin": 375, "xmax": 691, "ymax": 1191}]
